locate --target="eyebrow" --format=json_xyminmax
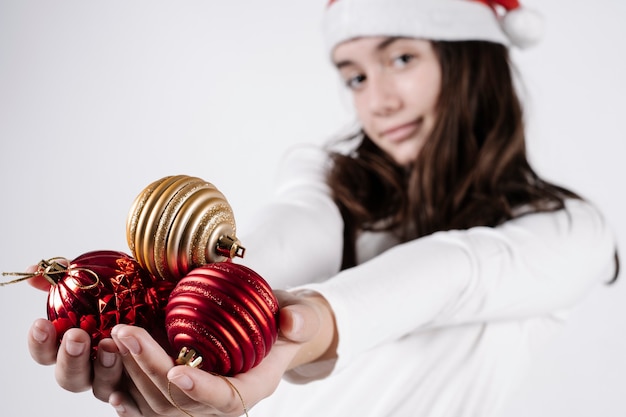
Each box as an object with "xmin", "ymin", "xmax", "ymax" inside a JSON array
[{"xmin": 333, "ymin": 37, "xmax": 404, "ymax": 69}]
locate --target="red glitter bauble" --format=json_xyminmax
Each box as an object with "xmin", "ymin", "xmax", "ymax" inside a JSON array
[
  {"xmin": 42, "ymin": 250, "xmax": 174, "ymax": 356},
  {"xmin": 165, "ymin": 262, "xmax": 279, "ymax": 376}
]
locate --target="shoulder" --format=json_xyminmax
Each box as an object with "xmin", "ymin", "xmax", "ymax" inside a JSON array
[
  {"xmin": 268, "ymin": 144, "xmax": 336, "ymax": 198},
  {"xmin": 278, "ymin": 135, "xmax": 361, "ymax": 163},
  {"xmin": 279, "ymin": 143, "xmax": 331, "ymax": 166},
  {"xmin": 274, "ymin": 144, "xmax": 333, "ymax": 187}
]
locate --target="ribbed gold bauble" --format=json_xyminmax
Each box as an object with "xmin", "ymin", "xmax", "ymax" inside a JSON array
[{"xmin": 126, "ymin": 175, "xmax": 244, "ymax": 282}]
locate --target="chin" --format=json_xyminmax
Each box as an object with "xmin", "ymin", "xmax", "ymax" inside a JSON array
[
  {"xmin": 388, "ymin": 144, "xmax": 420, "ymax": 167},
  {"xmin": 392, "ymin": 156, "xmax": 415, "ymax": 167}
]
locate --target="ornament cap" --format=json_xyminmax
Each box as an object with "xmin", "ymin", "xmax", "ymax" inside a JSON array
[
  {"xmin": 176, "ymin": 347, "xmax": 204, "ymax": 368},
  {"xmin": 37, "ymin": 259, "xmax": 68, "ymax": 285},
  {"xmin": 216, "ymin": 235, "xmax": 246, "ymax": 259}
]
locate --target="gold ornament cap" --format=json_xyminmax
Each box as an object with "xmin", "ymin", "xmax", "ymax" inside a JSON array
[{"xmin": 126, "ymin": 175, "xmax": 245, "ymax": 282}]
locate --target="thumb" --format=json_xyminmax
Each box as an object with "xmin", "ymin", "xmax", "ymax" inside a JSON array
[{"xmin": 279, "ymin": 303, "xmax": 321, "ymax": 343}]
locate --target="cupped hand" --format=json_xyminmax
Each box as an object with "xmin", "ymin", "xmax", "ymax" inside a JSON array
[
  {"xmin": 27, "ymin": 318, "xmax": 126, "ymax": 400},
  {"xmin": 26, "ymin": 259, "xmax": 126, "ymax": 401},
  {"xmin": 107, "ymin": 289, "xmax": 335, "ymax": 417}
]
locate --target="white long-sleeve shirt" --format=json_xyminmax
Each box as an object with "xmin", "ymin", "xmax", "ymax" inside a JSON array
[{"xmin": 237, "ymin": 145, "xmax": 617, "ymax": 417}]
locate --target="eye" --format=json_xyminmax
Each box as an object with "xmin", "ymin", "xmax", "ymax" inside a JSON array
[
  {"xmin": 344, "ymin": 73, "xmax": 366, "ymax": 90},
  {"xmin": 391, "ymin": 53, "xmax": 416, "ymax": 68}
]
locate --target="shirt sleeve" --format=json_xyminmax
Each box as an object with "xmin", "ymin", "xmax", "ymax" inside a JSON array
[
  {"xmin": 294, "ymin": 198, "xmax": 617, "ymax": 379},
  {"xmin": 236, "ymin": 144, "xmax": 344, "ymax": 289}
]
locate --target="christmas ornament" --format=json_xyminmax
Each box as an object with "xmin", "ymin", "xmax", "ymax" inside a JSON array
[
  {"xmin": 165, "ymin": 262, "xmax": 279, "ymax": 376},
  {"xmin": 3, "ymin": 250, "xmax": 174, "ymax": 357},
  {"xmin": 127, "ymin": 175, "xmax": 245, "ymax": 282}
]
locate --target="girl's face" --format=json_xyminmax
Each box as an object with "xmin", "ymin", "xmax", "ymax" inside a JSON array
[{"xmin": 333, "ymin": 37, "xmax": 441, "ymax": 166}]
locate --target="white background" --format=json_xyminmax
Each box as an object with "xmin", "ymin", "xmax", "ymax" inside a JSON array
[{"xmin": 1, "ymin": 1, "xmax": 624, "ymax": 416}]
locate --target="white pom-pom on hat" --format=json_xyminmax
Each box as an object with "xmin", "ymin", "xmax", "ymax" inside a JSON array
[
  {"xmin": 500, "ymin": 6, "xmax": 544, "ymax": 49},
  {"xmin": 478, "ymin": 0, "xmax": 544, "ymax": 48}
]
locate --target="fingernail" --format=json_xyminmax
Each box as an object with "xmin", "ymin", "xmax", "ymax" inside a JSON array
[
  {"xmin": 291, "ymin": 310, "xmax": 304, "ymax": 334},
  {"xmin": 65, "ymin": 340, "xmax": 86, "ymax": 357},
  {"xmin": 170, "ymin": 373, "xmax": 194, "ymax": 391},
  {"xmin": 32, "ymin": 324, "xmax": 48, "ymax": 343},
  {"xmin": 99, "ymin": 350, "xmax": 116, "ymax": 368},
  {"xmin": 118, "ymin": 335, "xmax": 141, "ymax": 355}
]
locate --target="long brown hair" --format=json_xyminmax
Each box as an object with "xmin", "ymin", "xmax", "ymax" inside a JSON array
[{"xmin": 327, "ymin": 40, "xmax": 579, "ymax": 269}]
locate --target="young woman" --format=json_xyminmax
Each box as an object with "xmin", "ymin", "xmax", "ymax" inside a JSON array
[{"xmin": 27, "ymin": 0, "xmax": 619, "ymax": 416}]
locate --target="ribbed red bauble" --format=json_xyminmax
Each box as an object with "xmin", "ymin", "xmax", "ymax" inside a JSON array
[{"xmin": 165, "ymin": 262, "xmax": 279, "ymax": 376}]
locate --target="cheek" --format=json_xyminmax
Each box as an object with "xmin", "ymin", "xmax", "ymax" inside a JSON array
[
  {"xmin": 352, "ymin": 95, "xmax": 374, "ymax": 129},
  {"xmin": 423, "ymin": 75, "xmax": 442, "ymax": 111},
  {"xmin": 399, "ymin": 69, "xmax": 441, "ymax": 111}
]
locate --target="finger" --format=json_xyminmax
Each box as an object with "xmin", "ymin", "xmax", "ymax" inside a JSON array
[
  {"xmin": 92, "ymin": 338, "xmax": 124, "ymax": 402},
  {"xmin": 111, "ymin": 324, "xmax": 177, "ymax": 414},
  {"xmin": 55, "ymin": 328, "xmax": 93, "ymax": 392},
  {"xmin": 109, "ymin": 390, "xmax": 144, "ymax": 417},
  {"xmin": 167, "ymin": 365, "xmax": 248, "ymax": 416},
  {"xmin": 24, "ymin": 259, "xmax": 71, "ymax": 291},
  {"xmin": 27, "ymin": 274, "xmax": 52, "ymax": 291},
  {"xmin": 28, "ymin": 318, "xmax": 58, "ymax": 365},
  {"xmin": 168, "ymin": 340, "xmax": 300, "ymax": 415}
]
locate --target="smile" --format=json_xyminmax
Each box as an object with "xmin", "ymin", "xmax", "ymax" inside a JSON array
[{"xmin": 380, "ymin": 119, "xmax": 422, "ymax": 143}]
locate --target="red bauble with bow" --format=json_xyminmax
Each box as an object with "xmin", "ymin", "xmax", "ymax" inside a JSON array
[{"xmin": 4, "ymin": 250, "xmax": 175, "ymax": 357}]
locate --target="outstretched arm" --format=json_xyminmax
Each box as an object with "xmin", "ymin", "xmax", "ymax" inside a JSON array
[{"xmin": 294, "ymin": 199, "xmax": 617, "ymax": 379}]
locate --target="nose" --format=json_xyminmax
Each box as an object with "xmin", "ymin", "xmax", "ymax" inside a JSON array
[{"xmin": 367, "ymin": 72, "xmax": 401, "ymax": 116}]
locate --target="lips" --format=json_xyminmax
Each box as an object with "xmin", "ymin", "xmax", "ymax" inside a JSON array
[{"xmin": 380, "ymin": 118, "xmax": 423, "ymax": 143}]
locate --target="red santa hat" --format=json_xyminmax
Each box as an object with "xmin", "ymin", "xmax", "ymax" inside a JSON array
[{"xmin": 323, "ymin": 0, "xmax": 544, "ymax": 54}]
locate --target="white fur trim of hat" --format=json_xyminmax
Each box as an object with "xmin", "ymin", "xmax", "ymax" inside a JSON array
[{"xmin": 323, "ymin": 0, "xmax": 544, "ymax": 54}]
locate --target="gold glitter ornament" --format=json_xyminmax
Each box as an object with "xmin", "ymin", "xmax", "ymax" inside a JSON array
[{"xmin": 126, "ymin": 175, "xmax": 245, "ymax": 282}]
